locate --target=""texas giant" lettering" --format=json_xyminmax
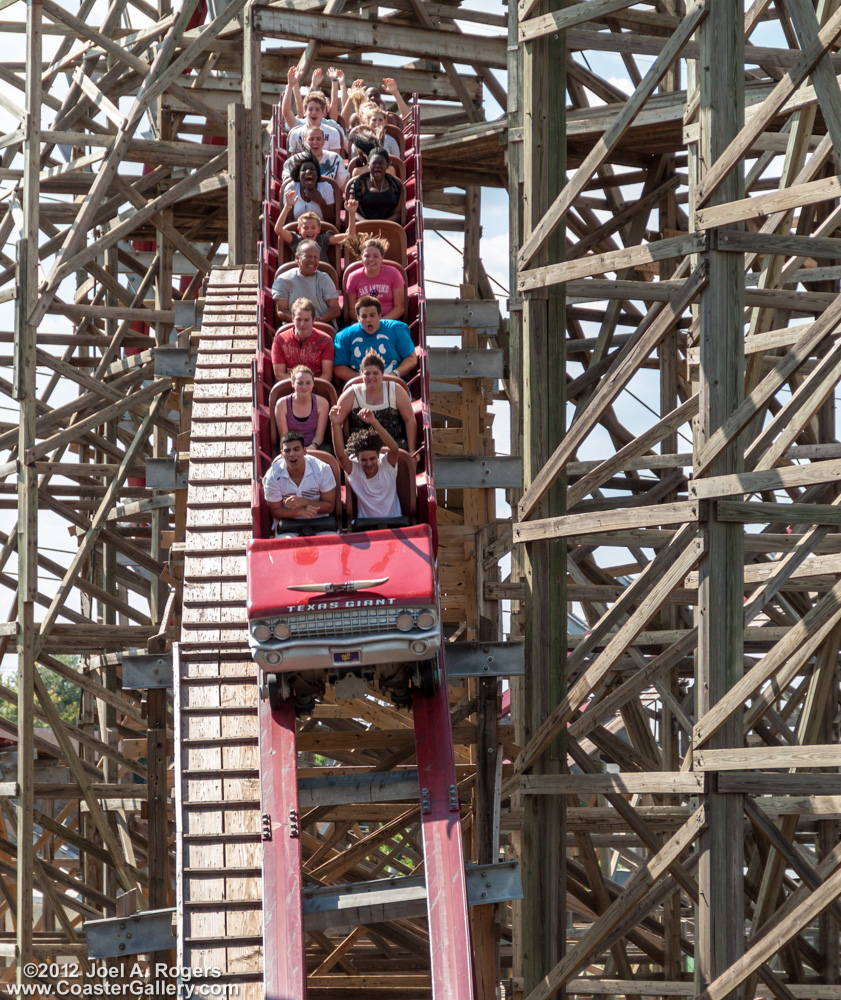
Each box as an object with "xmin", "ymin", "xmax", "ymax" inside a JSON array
[{"xmin": 282, "ymin": 598, "xmax": 400, "ymax": 612}]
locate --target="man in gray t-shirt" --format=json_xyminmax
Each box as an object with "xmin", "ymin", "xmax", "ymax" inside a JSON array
[{"xmin": 271, "ymin": 240, "xmax": 341, "ymax": 327}]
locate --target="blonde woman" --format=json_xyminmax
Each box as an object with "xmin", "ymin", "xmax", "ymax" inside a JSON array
[{"xmin": 345, "ymin": 236, "xmax": 405, "ymax": 321}]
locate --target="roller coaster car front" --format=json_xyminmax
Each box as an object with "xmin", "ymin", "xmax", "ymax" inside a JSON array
[{"xmin": 247, "ymin": 524, "xmax": 442, "ymax": 706}]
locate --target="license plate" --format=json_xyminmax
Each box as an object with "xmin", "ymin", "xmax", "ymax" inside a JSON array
[{"xmin": 333, "ymin": 650, "xmax": 361, "ymax": 665}]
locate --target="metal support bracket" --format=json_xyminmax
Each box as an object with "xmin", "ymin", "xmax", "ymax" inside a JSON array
[
  {"xmin": 84, "ymin": 908, "xmax": 176, "ymax": 958},
  {"xmin": 302, "ymin": 861, "xmax": 522, "ymax": 930},
  {"xmin": 145, "ymin": 457, "xmax": 188, "ymax": 490},
  {"xmin": 153, "ymin": 346, "xmax": 195, "ymax": 378},
  {"xmin": 121, "ymin": 654, "xmax": 173, "ymax": 690},
  {"xmin": 173, "ymin": 299, "xmax": 199, "ymax": 329},
  {"xmin": 428, "ymin": 348, "xmax": 505, "ymax": 379},
  {"xmin": 426, "ymin": 298, "xmax": 501, "ymax": 335},
  {"xmin": 434, "ymin": 455, "xmax": 523, "ymax": 489},
  {"xmin": 446, "ymin": 640, "xmax": 525, "ymax": 678}
]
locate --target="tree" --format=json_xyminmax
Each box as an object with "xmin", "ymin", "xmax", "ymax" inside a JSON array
[{"xmin": 0, "ymin": 657, "xmax": 80, "ymax": 726}]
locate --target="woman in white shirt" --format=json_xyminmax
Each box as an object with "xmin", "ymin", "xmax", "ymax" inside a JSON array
[
  {"xmin": 281, "ymin": 151, "xmax": 339, "ymax": 226},
  {"xmin": 330, "ymin": 406, "xmax": 403, "ymax": 522}
]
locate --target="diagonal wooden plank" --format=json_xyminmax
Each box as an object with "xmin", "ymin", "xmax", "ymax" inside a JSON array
[
  {"xmin": 519, "ymin": 0, "xmax": 640, "ymax": 42},
  {"xmin": 742, "ymin": 495, "xmax": 841, "ymax": 625},
  {"xmin": 295, "ymin": 0, "xmax": 346, "ymax": 80},
  {"xmin": 33, "ymin": 392, "xmax": 169, "ymax": 656},
  {"xmin": 518, "ymin": 232, "xmax": 706, "ymax": 289},
  {"xmin": 515, "ymin": 500, "xmax": 699, "ymax": 543},
  {"xmin": 568, "ymin": 394, "xmax": 699, "ymax": 507},
  {"xmin": 30, "ymin": 0, "xmax": 203, "ymax": 326},
  {"xmin": 517, "ymin": 0, "xmax": 707, "ymax": 269},
  {"xmin": 745, "ymin": 339, "xmax": 841, "ymax": 471},
  {"xmin": 26, "ymin": 378, "xmax": 171, "ymax": 463},
  {"xmin": 697, "ymin": 173, "xmax": 841, "ymax": 229},
  {"xmin": 31, "ymin": 0, "xmax": 244, "ymax": 325},
  {"xmin": 783, "ymin": 0, "xmax": 841, "ymax": 159},
  {"xmin": 518, "ymin": 262, "xmax": 707, "ymax": 521},
  {"xmin": 694, "ymin": 575, "xmax": 841, "ymax": 748},
  {"xmin": 745, "ymin": 795, "xmax": 841, "ymax": 926},
  {"xmin": 569, "ymin": 629, "xmax": 698, "ymax": 740},
  {"xmin": 694, "ymin": 286, "xmax": 841, "ymax": 475},
  {"xmin": 697, "ymin": 853, "xmax": 841, "ymax": 1000},
  {"xmin": 505, "ymin": 528, "xmax": 704, "ymax": 792},
  {"xmin": 72, "ymin": 69, "xmax": 125, "ymax": 127},
  {"xmin": 407, "ymin": 0, "xmax": 482, "ymax": 123},
  {"xmin": 573, "ymin": 831, "xmax": 643, "ymax": 1000},
  {"xmin": 111, "ymin": 175, "xmax": 215, "ymax": 276},
  {"xmin": 29, "ymin": 662, "xmax": 147, "ymax": 905},
  {"xmin": 695, "ymin": 3, "xmax": 841, "ymax": 207},
  {"xmin": 524, "ymin": 806, "xmax": 707, "ymax": 1000},
  {"xmin": 49, "ymin": 152, "xmax": 226, "ymax": 287},
  {"xmin": 689, "ymin": 457, "xmax": 841, "ymax": 499}
]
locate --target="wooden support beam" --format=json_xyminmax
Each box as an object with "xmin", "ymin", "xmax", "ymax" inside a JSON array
[
  {"xmin": 695, "ymin": 745, "xmax": 841, "ymax": 769},
  {"xmin": 34, "ymin": 393, "xmax": 169, "ymax": 657},
  {"xmin": 518, "ymin": 232, "xmax": 706, "ymax": 288},
  {"xmin": 227, "ymin": 103, "xmax": 252, "ymax": 266},
  {"xmin": 694, "ymin": 288, "xmax": 841, "ymax": 475},
  {"xmin": 515, "ymin": 500, "xmax": 699, "ymax": 543},
  {"xmin": 697, "ymin": 173, "xmax": 841, "ymax": 229},
  {"xmin": 506, "ymin": 528, "xmax": 704, "ymax": 793},
  {"xmin": 30, "ymin": 0, "xmax": 208, "ymax": 325},
  {"xmin": 518, "ymin": 2, "xmax": 566, "ymax": 991},
  {"xmin": 568, "ymin": 395, "xmax": 698, "ymax": 507},
  {"xmin": 697, "ymin": 572, "xmax": 841, "ymax": 746},
  {"xmin": 518, "ymin": 263, "xmax": 706, "ymax": 521},
  {"xmin": 517, "ymin": 0, "xmax": 706, "ymax": 269},
  {"xmin": 14, "ymin": 0, "xmax": 41, "ymax": 979},
  {"xmin": 406, "ymin": 0, "xmax": 482, "ymax": 124},
  {"xmin": 253, "ymin": 6, "xmax": 507, "ymax": 68},
  {"xmin": 697, "ymin": 846, "xmax": 841, "ymax": 1000},
  {"xmin": 518, "ymin": 0, "xmax": 640, "ymax": 42},
  {"xmin": 694, "ymin": 4, "xmax": 841, "ymax": 208},
  {"xmin": 519, "ymin": 772, "xmax": 704, "ymax": 796},
  {"xmin": 524, "ymin": 807, "xmax": 707, "ymax": 1000}
]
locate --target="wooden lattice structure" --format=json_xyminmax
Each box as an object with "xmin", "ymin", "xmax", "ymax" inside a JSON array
[
  {"xmin": 4, "ymin": 0, "xmax": 841, "ymax": 998},
  {"xmin": 508, "ymin": 1, "xmax": 841, "ymax": 999}
]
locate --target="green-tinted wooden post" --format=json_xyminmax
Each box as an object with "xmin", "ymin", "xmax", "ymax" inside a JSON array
[
  {"xmin": 696, "ymin": 3, "xmax": 745, "ymax": 995},
  {"xmin": 519, "ymin": 1, "xmax": 567, "ymax": 992},
  {"xmin": 15, "ymin": 0, "xmax": 42, "ymax": 980}
]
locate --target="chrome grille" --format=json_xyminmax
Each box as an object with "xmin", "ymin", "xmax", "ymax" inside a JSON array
[{"xmin": 283, "ymin": 606, "xmax": 403, "ymax": 638}]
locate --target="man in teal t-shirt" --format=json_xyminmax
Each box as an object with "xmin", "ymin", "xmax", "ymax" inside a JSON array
[{"xmin": 333, "ymin": 296, "xmax": 417, "ymax": 382}]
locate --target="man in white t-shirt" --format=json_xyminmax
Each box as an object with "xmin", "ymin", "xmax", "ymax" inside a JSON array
[
  {"xmin": 282, "ymin": 67, "xmax": 347, "ymax": 148},
  {"xmin": 329, "ymin": 407, "xmax": 402, "ymax": 522},
  {"xmin": 283, "ymin": 127, "xmax": 349, "ymax": 189},
  {"xmin": 263, "ymin": 431, "xmax": 337, "ymax": 533}
]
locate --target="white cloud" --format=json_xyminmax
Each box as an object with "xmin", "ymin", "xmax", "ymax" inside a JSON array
[{"xmin": 608, "ymin": 76, "xmax": 634, "ymax": 96}]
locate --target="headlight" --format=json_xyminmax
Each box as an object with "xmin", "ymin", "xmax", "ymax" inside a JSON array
[
  {"xmin": 411, "ymin": 639, "xmax": 429, "ymax": 655},
  {"xmin": 417, "ymin": 610, "xmax": 437, "ymax": 630},
  {"xmin": 273, "ymin": 622, "xmax": 291, "ymax": 639},
  {"xmin": 396, "ymin": 612, "xmax": 415, "ymax": 631},
  {"xmin": 265, "ymin": 651, "xmax": 282, "ymax": 666},
  {"xmin": 252, "ymin": 623, "xmax": 272, "ymax": 641}
]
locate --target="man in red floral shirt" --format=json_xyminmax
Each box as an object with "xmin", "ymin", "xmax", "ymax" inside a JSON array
[{"xmin": 271, "ymin": 298, "xmax": 335, "ymax": 382}]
